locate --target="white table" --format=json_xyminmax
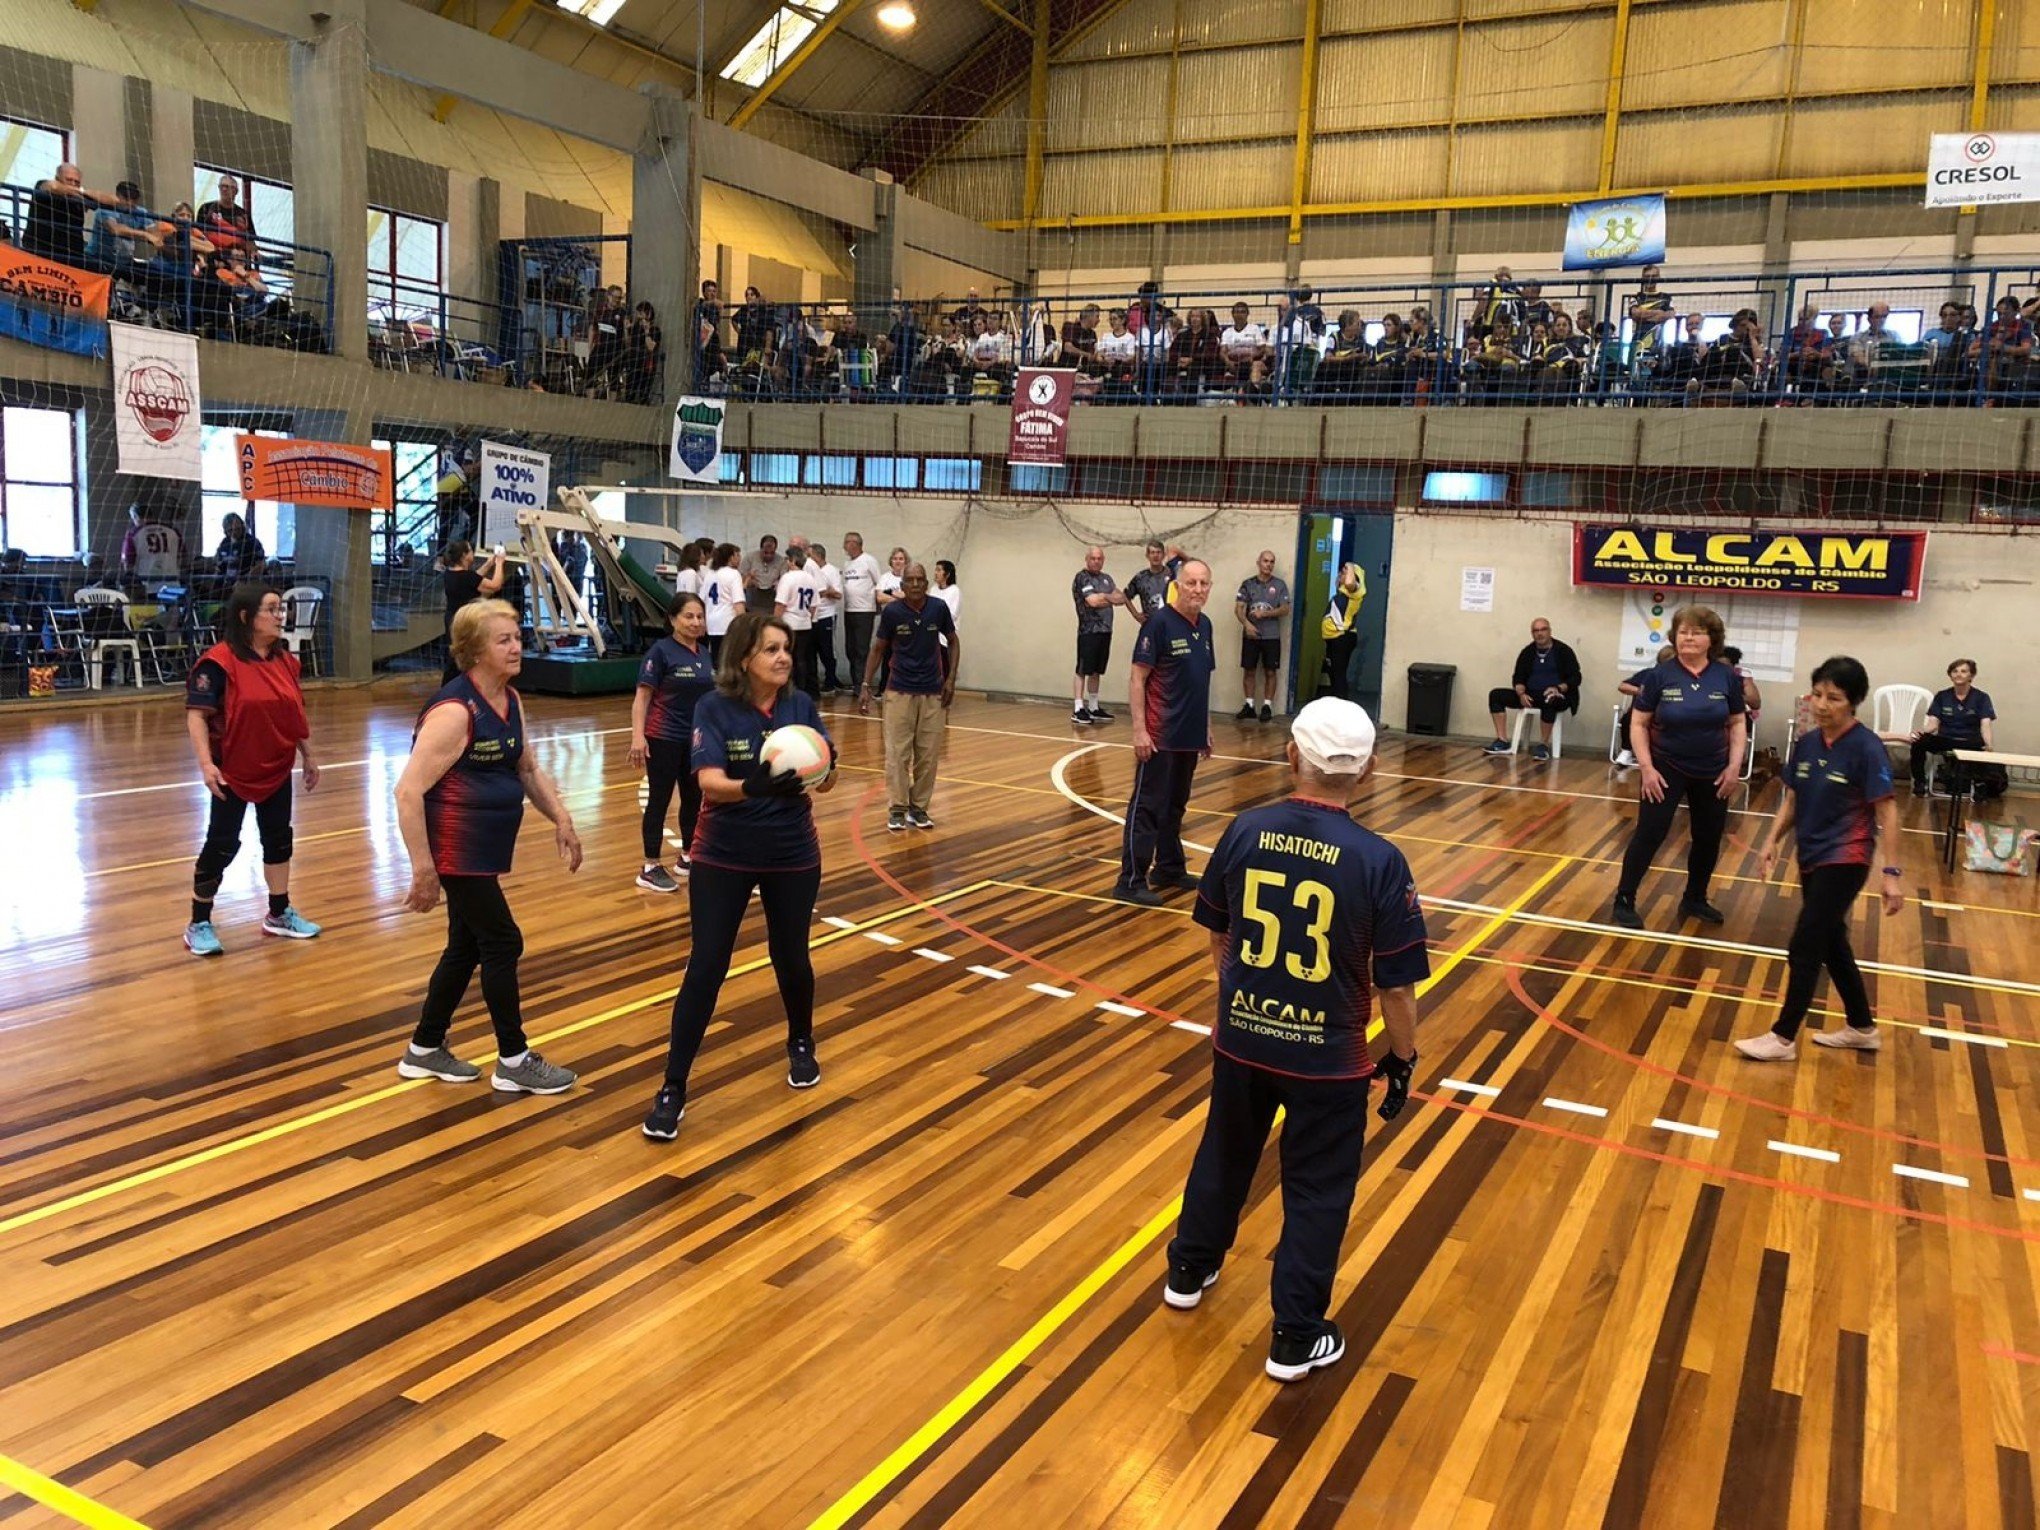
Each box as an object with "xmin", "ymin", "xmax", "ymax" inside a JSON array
[{"xmin": 1943, "ymin": 749, "xmax": 2040, "ymax": 869}]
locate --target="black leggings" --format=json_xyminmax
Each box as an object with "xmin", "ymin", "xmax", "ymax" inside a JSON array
[
  {"xmin": 1617, "ymin": 765, "xmax": 1729, "ymax": 903},
  {"xmin": 412, "ymin": 875, "xmax": 528, "ymax": 1057},
  {"xmin": 642, "ymin": 737, "xmax": 702, "ymax": 862},
  {"xmin": 194, "ymin": 778, "xmax": 294, "ymax": 901},
  {"xmin": 1772, "ymin": 862, "xmax": 1873, "ymax": 1038},
  {"xmin": 663, "ymin": 863, "xmax": 821, "ymax": 1090}
]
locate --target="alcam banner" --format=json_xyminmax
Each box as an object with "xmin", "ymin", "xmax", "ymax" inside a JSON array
[
  {"xmin": 669, "ymin": 395, "xmax": 726, "ymax": 484},
  {"xmin": 237, "ymin": 435, "xmax": 395, "ymax": 510},
  {"xmin": 480, "ymin": 440, "xmax": 551, "ymax": 547},
  {"xmin": 1926, "ymin": 132, "xmax": 2040, "ymax": 208},
  {"xmin": 110, "ymin": 323, "xmax": 202, "ymax": 481},
  {"xmin": 1562, "ymin": 194, "xmax": 1668, "ymax": 270},
  {"xmin": 1009, "ymin": 367, "xmax": 1076, "ymax": 467},
  {"xmin": 1572, "ymin": 524, "xmax": 1927, "ymax": 601}
]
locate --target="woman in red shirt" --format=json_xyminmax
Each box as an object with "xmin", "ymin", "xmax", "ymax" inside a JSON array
[{"xmin": 184, "ymin": 583, "xmax": 321, "ymax": 955}]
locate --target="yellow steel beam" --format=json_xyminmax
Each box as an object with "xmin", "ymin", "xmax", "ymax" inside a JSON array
[
  {"xmin": 728, "ymin": 0, "xmax": 869, "ymax": 131},
  {"xmin": 433, "ymin": 0, "xmax": 539, "ymax": 122},
  {"xmin": 1286, "ymin": 0, "xmax": 1323, "ymax": 246},
  {"xmin": 1020, "ymin": 0, "xmax": 1052, "ymax": 226},
  {"xmin": 1773, "ymin": 0, "xmax": 1809, "ymax": 178},
  {"xmin": 972, "ymin": 0, "xmax": 1032, "ymax": 35},
  {"xmin": 1596, "ymin": 0, "xmax": 1634, "ymax": 193},
  {"xmin": 1969, "ymin": 0, "xmax": 2000, "ymax": 131},
  {"xmin": 986, "ymin": 171, "xmax": 1923, "ymax": 231}
]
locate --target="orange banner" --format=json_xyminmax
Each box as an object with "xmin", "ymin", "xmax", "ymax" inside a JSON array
[
  {"xmin": 236, "ymin": 435, "xmax": 394, "ymax": 511},
  {"xmin": 0, "ymin": 245, "xmax": 112, "ymax": 319}
]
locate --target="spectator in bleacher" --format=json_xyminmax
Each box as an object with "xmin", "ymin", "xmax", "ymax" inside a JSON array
[
  {"xmin": 195, "ymin": 175, "xmax": 255, "ymax": 258},
  {"xmin": 1518, "ymin": 281, "xmax": 1556, "ymax": 335},
  {"xmin": 1975, "ymin": 294, "xmax": 2035, "ymax": 404},
  {"xmin": 1626, "ymin": 264, "xmax": 1674, "ymax": 374},
  {"xmin": 1469, "ymin": 267, "xmax": 1523, "ymax": 343},
  {"xmin": 1921, "ymin": 300, "xmax": 1966, "ymax": 354},
  {"xmin": 963, "ymin": 311, "xmax": 1014, "ymax": 398},
  {"xmin": 1689, "ymin": 308, "xmax": 1759, "ymax": 402},
  {"xmin": 211, "ymin": 247, "xmax": 269, "ymax": 337},
  {"xmin": 878, "ymin": 301, "xmax": 921, "ymax": 392},
  {"xmin": 909, "ymin": 318, "xmax": 963, "ymax": 398},
  {"xmin": 695, "ymin": 279, "xmax": 725, "ymax": 386},
  {"xmin": 1167, "ymin": 307, "xmax": 1223, "ymax": 399},
  {"xmin": 1653, "ymin": 313, "xmax": 1708, "ymax": 397},
  {"xmin": 1782, "ymin": 301, "xmax": 1830, "ymax": 396},
  {"xmin": 1921, "ymin": 299, "xmax": 1974, "ymax": 403},
  {"xmin": 87, "ymin": 181, "xmax": 162, "ymax": 275},
  {"xmin": 1288, "ymin": 286, "xmax": 1326, "ymax": 340},
  {"xmin": 1533, "ymin": 311, "xmax": 1588, "ymax": 399},
  {"xmin": 1405, "ymin": 308, "xmax": 1442, "ymax": 394},
  {"xmin": 23, "ymin": 164, "xmax": 123, "ymax": 266},
  {"xmin": 622, "ymin": 301, "xmax": 663, "ymax": 404},
  {"xmin": 1096, "ymin": 308, "xmax": 1139, "ymax": 395},
  {"xmin": 1466, "ymin": 314, "xmax": 1526, "ymax": 401},
  {"xmin": 1847, "ymin": 301, "xmax": 1897, "ymax": 378},
  {"xmin": 213, "ymin": 513, "xmax": 267, "ymax": 590},
  {"xmin": 121, "ymin": 503, "xmax": 186, "ymax": 583},
  {"xmin": 951, "ymin": 288, "xmax": 990, "ymax": 329},
  {"xmin": 1128, "ymin": 281, "xmax": 1162, "ymax": 337},
  {"xmin": 1315, "ymin": 309, "xmax": 1370, "ymax": 400},
  {"xmin": 1061, "ymin": 304, "xmax": 1102, "ymax": 373},
  {"xmin": 734, "ymin": 285, "xmax": 775, "ymax": 364},
  {"xmin": 1221, "ymin": 302, "xmax": 1271, "ymax": 396},
  {"xmin": 584, "ymin": 285, "xmax": 627, "ymax": 396}
]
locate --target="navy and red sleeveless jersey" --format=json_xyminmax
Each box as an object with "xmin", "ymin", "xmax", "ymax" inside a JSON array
[
  {"xmin": 1786, "ymin": 720, "xmax": 1893, "ymax": 871},
  {"xmin": 637, "ymin": 636, "xmax": 715, "ymax": 743},
  {"xmin": 689, "ymin": 688, "xmax": 831, "ymax": 873},
  {"xmin": 1194, "ymin": 798, "xmax": 1430, "ymax": 1080},
  {"xmin": 416, "ymin": 675, "xmax": 526, "ymax": 876},
  {"xmin": 185, "ymin": 642, "xmax": 308, "ymax": 800},
  {"xmin": 1131, "ymin": 603, "xmax": 1216, "ymax": 753}
]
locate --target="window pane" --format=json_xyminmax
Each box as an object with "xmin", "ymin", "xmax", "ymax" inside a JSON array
[
  {"xmin": 750, "ymin": 453, "xmax": 800, "ymax": 485},
  {"xmin": 1008, "ymin": 464, "xmax": 1065, "ymax": 495},
  {"xmin": 365, "ymin": 208, "xmax": 391, "ymax": 277},
  {"xmin": 718, "ymin": 453, "xmax": 744, "ymax": 484},
  {"xmin": 0, "ymin": 118, "xmax": 67, "ymax": 193},
  {"xmin": 395, "ymin": 216, "xmax": 441, "ymax": 287},
  {"xmin": 923, "ymin": 459, "xmax": 982, "ymax": 492},
  {"xmin": 4, "ymin": 406, "xmax": 75, "ymax": 484},
  {"xmin": 1422, "ymin": 471, "xmax": 1508, "ymax": 503},
  {"xmin": 4, "ymin": 483, "xmax": 79, "ymax": 556}
]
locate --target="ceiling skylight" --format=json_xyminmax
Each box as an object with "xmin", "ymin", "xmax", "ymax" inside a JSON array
[
  {"xmin": 557, "ymin": 0, "xmax": 628, "ymax": 27},
  {"xmin": 721, "ymin": 1, "xmax": 841, "ymax": 87}
]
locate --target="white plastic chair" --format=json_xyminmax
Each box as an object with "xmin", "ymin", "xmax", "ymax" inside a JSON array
[
  {"xmin": 1508, "ymin": 705, "xmax": 1563, "ymax": 760},
  {"xmin": 74, "ymin": 587, "xmax": 142, "ymax": 689},
  {"xmin": 281, "ymin": 585, "xmax": 324, "ymax": 676},
  {"xmin": 1871, "ymin": 684, "xmax": 1932, "ymax": 739},
  {"xmin": 1608, "ymin": 703, "xmax": 1629, "ymax": 764}
]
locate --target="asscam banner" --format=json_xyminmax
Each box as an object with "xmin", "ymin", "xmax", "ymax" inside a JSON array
[
  {"xmin": 1572, "ymin": 525, "xmax": 1926, "ymax": 601},
  {"xmin": 1926, "ymin": 132, "xmax": 2040, "ymax": 208},
  {"xmin": 237, "ymin": 435, "xmax": 395, "ymax": 510},
  {"xmin": 110, "ymin": 323, "xmax": 202, "ymax": 481}
]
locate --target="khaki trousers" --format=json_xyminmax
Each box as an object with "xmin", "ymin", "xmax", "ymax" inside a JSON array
[{"xmin": 883, "ymin": 691, "xmax": 947, "ymax": 811}]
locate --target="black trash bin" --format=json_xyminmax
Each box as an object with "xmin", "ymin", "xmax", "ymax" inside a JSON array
[{"xmin": 1406, "ymin": 663, "xmax": 1457, "ymax": 736}]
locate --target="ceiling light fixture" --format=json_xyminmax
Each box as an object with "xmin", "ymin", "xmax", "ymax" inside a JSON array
[{"xmin": 876, "ymin": 1, "xmax": 917, "ymax": 30}]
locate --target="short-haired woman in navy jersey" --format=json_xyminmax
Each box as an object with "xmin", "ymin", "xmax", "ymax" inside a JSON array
[
  {"xmin": 629, "ymin": 591, "xmax": 714, "ymax": 893},
  {"xmin": 393, "ymin": 599, "xmax": 583, "ymax": 1095}
]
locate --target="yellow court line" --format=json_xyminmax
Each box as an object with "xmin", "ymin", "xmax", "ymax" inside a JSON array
[
  {"xmin": 0, "ymin": 883, "xmax": 993, "ymax": 1241},
  {"xmin": 807, "ymin": 859, "xmax": 1568, "ymax": 1526},
  {"xmin": 0, "ymin": 1450, "xmax": 150, "ymax": 1530},
  {"xmin": 85, "ymin": 827, "xmax": 370, "ymax": 879}
]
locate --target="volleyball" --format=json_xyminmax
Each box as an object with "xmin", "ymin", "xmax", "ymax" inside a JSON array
[{"xmin": 760, "ymin": 724, "xmax": 833, "ymax": 788}]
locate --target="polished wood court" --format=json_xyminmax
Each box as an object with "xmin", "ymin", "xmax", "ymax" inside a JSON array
[{"xmin": 1, "ymin": 683, "xmax": 2037, "ymax": 1529}]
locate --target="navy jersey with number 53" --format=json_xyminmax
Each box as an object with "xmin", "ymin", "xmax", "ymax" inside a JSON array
[{"xmin": 1193, "ymin": 798, "xmax": 1429, "ymax": 1079}]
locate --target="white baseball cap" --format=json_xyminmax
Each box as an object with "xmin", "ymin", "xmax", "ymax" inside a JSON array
[{"xmin": 1290, "ymin": 698, "xmax": 1376, "ymax": 774}]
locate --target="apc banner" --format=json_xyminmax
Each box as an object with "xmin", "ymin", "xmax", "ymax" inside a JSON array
[
  {"xmin": 1573, "ymin": 525, "xmax": 1926, "ymax": 601},
  {"xmin": 480, "ymin": 440, "xmax": 551, "ymax": 548},
  {"xmin": 237, "ymin": 435, "xmax": 394, "ymax": 510},
  {"xmin": 669, "ymin": 395, "xmax": 725, "ymax": 484},
  {"xmin": 110, "ymin": 323, "xmax": 201, "ymax": 481},
  {"xmin": 1562, "ymin": 194, "xmax": 1667, "ymax": 270},
  {"xmin": 1926, "ymin": 132, "xmax": 2040, "ymax": 208},
  {"xmin": 1009, "ymin": 367, "xmax": 1077, "ymax": 466}
]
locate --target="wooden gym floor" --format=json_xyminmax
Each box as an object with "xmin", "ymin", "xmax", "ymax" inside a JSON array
[{"xmin": 0, "ymin": 682, "xmax": 2037, "ymax": 1529}]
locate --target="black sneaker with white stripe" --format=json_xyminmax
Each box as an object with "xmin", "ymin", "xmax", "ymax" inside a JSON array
[
  {"xmin": 642, "ymin": 1083, "xmax": 684, "ymax": 1140},
  {"xmin": 787, "ymin": 1040, "xmax": 821, "ymax": 1089},
  {"xmin": 1266, "ymin": 1321, "xmax": 1346, "ymax": 1382},
  {"xmin": 1162, "ymin": 1262, "xmax": 1218, "ymax": 1310}
]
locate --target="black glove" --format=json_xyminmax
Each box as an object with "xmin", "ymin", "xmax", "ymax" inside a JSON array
[
  {"xmin": 1375, "ymin": 1049, "xmax": 1417, "ymax": 1121},
  {"xmin": 743, "ymin": 764, "xmax": 806, "ymax": 799}
]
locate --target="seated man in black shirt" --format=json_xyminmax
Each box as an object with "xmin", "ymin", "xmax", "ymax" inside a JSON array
[
  {"xmin": 1652, "ymin": 313, "xmax": 1708, "ymax": 398},
  {"xmin": 23, "ymin": 164, "xmax": 122, "ymax": 266},
  {"xmin": 1688, "ymin": 309, "xmax": 1760, "ymax": 402}
]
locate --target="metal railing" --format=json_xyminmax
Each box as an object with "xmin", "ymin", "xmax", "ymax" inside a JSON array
[{"xmin": 368, "ymin": 275, "xmax": 524, "ymax": 387}]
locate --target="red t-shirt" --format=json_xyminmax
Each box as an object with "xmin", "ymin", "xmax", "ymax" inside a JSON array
[{"xmin": 186, "ymin": 642, "xmax": 307, "ymax": 799}]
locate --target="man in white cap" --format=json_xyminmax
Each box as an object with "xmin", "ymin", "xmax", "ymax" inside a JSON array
[{"xmin": 1160, "ymin": 697, "xmax": 1427, "ymax": 1382}]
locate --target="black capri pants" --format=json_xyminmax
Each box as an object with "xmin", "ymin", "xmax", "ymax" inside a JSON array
[
  {"xmin": 1616, "ymin": 764, "xmax": 1730, "ymax": 904},
  {"xmin": 1770, "ymin": 862, "xmax": 1874, "ymax": 1040},
  {"xmin": 412, "ymin": 874, "xmax": 529, "ymax": 1057},
  {"xmin": 663, "ymin": 863, "xmax": 822, "ymax": 1093},
  {"xmin": 641, "ymin": 737, "xmax": 702, "ymax": 861},
  {"xmin": 194, "ymin": 779, "xmax": 294, "ymax": 895}
]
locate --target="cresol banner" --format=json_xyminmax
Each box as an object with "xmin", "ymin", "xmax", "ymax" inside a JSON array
[{"xmin": 1572, "ymin": 524, "xmax": 1927, "ymax": 600}]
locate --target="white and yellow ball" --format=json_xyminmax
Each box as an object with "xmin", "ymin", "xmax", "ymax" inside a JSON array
[{"xmin": 760, "ymin": 724, "xmax": 833, "ymax": 788}]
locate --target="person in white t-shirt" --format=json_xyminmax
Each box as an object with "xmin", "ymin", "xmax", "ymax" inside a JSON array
[
  {"xmin": 1221, "ymin": 301, "xmax": 1271, "ymax": 393},
  {"xmin": 1095, "ymin": 309, "xmax": 1139, "ymax": 394},
  {"xmin": 965, "ymin": 313, "xmax": 1014, "ymax": 398},
  {"xmin": 703, "ymin": 541, "xmax": 745, "ymax": 661},
  {"xmin": 810, "ymin": 542, "xmax": 845, "ymax": 694},
  {"xmin": 876, "ymin": 546, "xmax": 909, "ymax": 607},
  {"xmin": 839, "ymin": 530, "xmax": 883, "ymax": 692},
  {"xmin": 121, "ymin": 504, "xmax": 186, "ymax": 583},
  {"xmin": 672, "ymin": 543, "xmax": 703, "ymax": 599},
  {"xmin": 774, "ymin": 553, "xmax": 821, "ymax": 703}
]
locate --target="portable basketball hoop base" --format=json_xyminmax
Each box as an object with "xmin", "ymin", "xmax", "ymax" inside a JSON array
[{"xmin": 512, "ymin": 486, "xmax": 701, "ymax": 661}]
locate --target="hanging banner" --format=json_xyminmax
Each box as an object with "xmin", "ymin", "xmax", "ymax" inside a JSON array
[
  {"xmin": 1926, "ymin": 132, "xmax": 2040, "ymax": 208},
  {"xmin": 1562, "ymin": 194, "xmax": 1668, "ymax": 270},
  {"xmin": 110, "ymin": 323, "xmax": 202, "ymax": 481},
  {"xmin": 1008, "ymin": 367, "xmax": 1077, "ymax": 467},
  {"xmin": 237, "ymin": 435, "xmax": 394, "ymax": 510},
  {"xmin": 1573, "ymin": 524, "xmax": 1927, "ymax": 601},
  {"xmin": 668, "ymin": 395, "xmax": 725, "ymax": 484},
  {"xmin": 0, "ymin": 245, "xmax": 112, "ymax": 319},
  {"xmin": 480, "ymin": 440, "xmax": 551, "ymax": 547}
]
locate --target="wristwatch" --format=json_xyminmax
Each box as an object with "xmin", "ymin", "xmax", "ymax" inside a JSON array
[{"xmin": 1881, "ymin": 865, "xmax": 1902, "ymax": 876}]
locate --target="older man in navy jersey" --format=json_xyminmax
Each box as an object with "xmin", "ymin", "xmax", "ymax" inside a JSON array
[
  {"xmin": 1115, "ymin": 557, "xmax": 1216, "ymax": 906},
  {"xmin": 1162, "ymin": 697, "xmax": 1427, "ymax": 1382}
]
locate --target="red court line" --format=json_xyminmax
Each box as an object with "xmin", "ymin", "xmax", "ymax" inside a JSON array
[
  {"xmin": 1982, "ymin": 1343, "xmax": 2040, "ymax": 1366},
  {"xmin": 1503, "ymin": 965, "xmax": 2040, "ymax": 1172}
]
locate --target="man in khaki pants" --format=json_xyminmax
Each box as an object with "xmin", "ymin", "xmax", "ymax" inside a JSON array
[{"xmin": 858, "ymin": 562, "xmax": 959, "ymax": 833}]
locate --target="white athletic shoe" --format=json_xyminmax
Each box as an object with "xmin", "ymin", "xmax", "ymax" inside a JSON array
[
  {"xmin": 1734, "ymin": 1031, "xmax": 1798, "ymax": 1062},
  {"xmin": 1810, "ymin": 1025, "xmax": 1881, "ymax": 1052},
  {"xmin": 1614, "ymin": 750, "xmax": 1638, "ymax": 769}
]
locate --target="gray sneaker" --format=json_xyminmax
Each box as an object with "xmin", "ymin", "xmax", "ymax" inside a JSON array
[
  {"xmin": 397, "ymin": 1046, "xmax": 481, "ymax": 1084},
  {"xmin": 492, "ymin": 1051, "xmax": 577, "ymax": 1095},
  {"xmin": 635, "ymin": 864, "xmax": 681, "ymax": 893}
]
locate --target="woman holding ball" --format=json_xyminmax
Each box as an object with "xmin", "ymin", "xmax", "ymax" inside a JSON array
[{"xmin": 644, "ymin": 612, "xmax": 836, "ymax": 1140}]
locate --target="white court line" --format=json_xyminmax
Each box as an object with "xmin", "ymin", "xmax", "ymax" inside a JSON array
[
  {"xmin": 1542, "ymin": 1096, "xmax": 1608, "ymax": 1119},
  {"xmin": 1096, "ymin": 1000, "xmax": 1145, "ymax": 1018},
  {"xmin": 821, "ymin": 915, "xmax": 859, "ymax": 930},
  {"xmin": 1652, "ymin": 1118, "xmax": 1721, "ymax": 1140},
  {"xmin": 1437, "ymin": 1077, "xmax": 1500, "ymax": 1097},
  {"xmin": 1028, "ymin": 982, "xmax": 1075, "ymax": 999},
  {"xmin": 967, "ymin": 965, "xmax": 1011, "ymax": 981},
  {"xmin": 1920, "ymin": 1026, "xmax": 2010, "ymax": 1048},
  {"xmin": 863, "ymin": 931, "xmax": 903, "ymax": 947},
  {"xmin": 2025, "ymin": 1188, "xmax": 2040, "ymax": 1203},
  {"xmin": 1048, "ymin": 743, "xmax": 1216, "ymax": 857},
  {"xmin": 1170, "ymin": 1020, "xmax": 1213, "ymax": 1036},
  {"xmin": 1892, "ymin": 1164, "xmax": 1970, "ymax": 1189},
  {"xmin": 1768, "ymin": 1140, "xmax": 1841, "ymax": 1164},
  {"xmin": 910, "ymin": 947, "xmax": 954, "ymax": 963},
  {"xmin": 1920, "ymin": 900, "xmax": 1963, "ymax": 912}
]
